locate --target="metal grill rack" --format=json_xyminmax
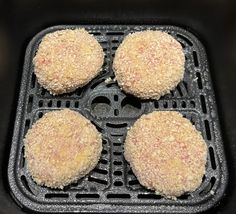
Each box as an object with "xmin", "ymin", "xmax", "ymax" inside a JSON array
[{"xmin": 8, "ymin": 25, "xmax": 228, "ymax": 213}]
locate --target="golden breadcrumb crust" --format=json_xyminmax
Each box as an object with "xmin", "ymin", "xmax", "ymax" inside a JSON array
[
  {"xmin": 33, "ymin": 29, "xmax": 104, "ymax": 95},
  {"xmin": 124, "ymin": 111, "xmax": 207, "ymax": 198},
  {"xmin": 24, "ymin": 109, "xmax": 102, "ymax": 188},
  {"xmin": 113, "ymin": 31, "xmax": 185, "ymax": 100}
]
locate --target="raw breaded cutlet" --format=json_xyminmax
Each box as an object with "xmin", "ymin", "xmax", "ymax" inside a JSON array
[
  {"xmin": 24, "ymin": 109, "xmax": 102, "ymax": 189},
  {"xmin": 124, "ymin": 111, "xmax": 207, "ymax": 198},
  {"xmin": 33, "ymin": 29, "xmax": 104, "ymax": 95},
  {"xmin": 113, "ymin": 31, "xmax": 185, "ymax": 100}
]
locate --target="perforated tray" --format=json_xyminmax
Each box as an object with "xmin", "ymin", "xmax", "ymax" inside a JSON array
[{"xmin": 8, "ymin": 25, "xmax": 228, "ymax": 213}]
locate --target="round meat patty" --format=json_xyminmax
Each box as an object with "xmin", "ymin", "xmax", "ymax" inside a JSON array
[
  {"xmin": 124, "ymin": 111, "xmax": 207, "ymax": 198},
  {"xmin": 113, "ymin": 30, "xmax": 185, "ymax": 100},
  {"xmin": 24, "ymin": 109, "xmax": 102, "ymax": 189},
  {"xmin": 33, "ymin": 28, "xmax": 104, "ymax": 95}
]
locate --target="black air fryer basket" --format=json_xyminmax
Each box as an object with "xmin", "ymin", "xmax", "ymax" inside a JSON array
[{"xmin": 7, "ymin": 25, "xmax": 228, "ymax": 213}]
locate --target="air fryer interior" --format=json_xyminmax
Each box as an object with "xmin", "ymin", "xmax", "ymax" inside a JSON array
[
  {"xmin": 8, "ymin": 25, "xmax": 228, "ymax": 213},
  {"xmin": 0, "ymin": 1, "xmax": 235, "ymax": 214}
]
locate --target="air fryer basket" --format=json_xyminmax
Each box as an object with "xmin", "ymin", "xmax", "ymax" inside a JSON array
[{"xmin": 7, "ymin": 25, "xmax": 228, "ymax": 213}]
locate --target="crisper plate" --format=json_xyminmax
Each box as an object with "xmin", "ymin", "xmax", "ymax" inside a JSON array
[{"xmin": 8, "ymin": 25, "xmax": 228, "ymax": 213}]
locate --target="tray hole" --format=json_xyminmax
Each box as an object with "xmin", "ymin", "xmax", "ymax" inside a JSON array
[
  {"xmin": 66, "ymin": 101, "xmax": 70, "ymax": 107},
  {"xmin": 45, "ymin": 193, "xmax": 69, "ymax": 199},
  {"xmin": 209, "ymin": 147, "xmax": 216, "ymax": 170},
  {"xmin": 112, "ymin": 46, "xmax": 118, "ymax": 51},
  {"xmin": 106, "ymin": 82, "xmax": 116, "ymax": 88},
  {"xmin": 190, "ymin": 116, "xmax": 195, "ymax": 125},
  {"xmin": 196, "ymin": 72, "xmax": 203, "ymax": 89},
  {"xmin": 88, "ymin": 176, "xmax": 108, "ymax": 185},
  {"xmin": 107, "ymin": 194, "xmax": 130, "ymax": 199},
  {"xmin": 102, "ymin": 69, "xmax": 108, "ymax": 74},
  {"xmin": 114, "ymin": 171, "xmax": 122, "ymax": 176},
  {"xmin": 182, "ymin": 81, "xmax": 188, "ymax": 94},
  {"xmin": 20, "ymin": 147, "xmax": 25, "ymax": 168},
  {"xmin": 102, "ymin": 139, "xmax": 107, "ymax": 145},
  {"xmin": 114, "ymin": 181, "xmax": 123, "ymax": 186},
  {"xmin": 41, "ymin": 88, "xmax": 47, "ymax": 96},
  {"xmin": 24, "ymin": 119, "xmax": 30, "ymax": 135},
  {"xmin": 100, "ymin": 40, "xmax": 108, "ymax": 44},
  {"xmin": 102, "ymin": 150, "xmax": 108, "ymax": 155},
  {"xmin": 111, "ymin": 134, "xmax": 123, "ymax": 137},
  {"xmin": 121, "ymin": 97, "xmax": 141, "ymax": 109},
  {"xmin": 200, "ymin": 95, "xmax": 207, "ymax": 113},
  {"xmin": 113, "ymin": 142, "xmax": 122, "ymax": 146},
  {"xmin": 70, "ymin": 182, "xmax": 79, "ymax": 187},
  {"xmin": 190, "ymin": 100, "xmax": 195, "ymax": 108},
  {"xmin": 172, "ymin": 101, "xmax": 177, "ymax": 108},
  {"xmin": 103, "ymin": 61, "xmax": 108, "ymax": 67},
  {"xmin": 106, "ymin": 123, "xmax": 127, "ymax": 128},
  {"xmin": 38, "ymin": 100, "xmax": 43, "ymax": 107},
  {"xmin": 113, "ymin": 161, "xmax": 122, "ymax": 166},
  {"xmin": 27, "ymin": 95, "xmax": 33, "ymax": 113},
  {"xmin": 74, "ymin": 101, "xmax": 79, "ymax": 108},
  {"xmin": 176, "ymin": 85, "xmax": 183, "ymax": 97},
  {"xmin": 163, "ymin": 101, "xmax": 168, "ymax": 108},
  {"xmin": 210, "ymin": 175, "xmax": 216, "ymax": 185},
  {"xmin": 154, "ymin": 101, "xmax": 159, "ymax": 108},
  {"xmin": 138, "ymin": 194, "xmax": 162, "ymax": 199},
  {"xmin": 204, "ymin": 120, "xmax": 211, "ymax": 140},
  {"xmin": 93, "ymin": 168, "xmax": 108, "ymax": 175},
  {"xmin": 48, "ymin": 100, "xmax": 52, "ymax": 107},
  {"xmin": 199, "ymin": 177, "xmax": 216, "ymax": 196},
  {"xmin": 90, "ymin": 79, "xmax": 105, "ymax": 89},
  {"xmin": 114, "ymin": 95, "xmax": 118, "ymax": 101},
  {"xmin": 128, "ymin": 170, "xmax": 133, "ymax": 175},
  {"xmin": 193, "ymin": 51, "xmax": 199, "ymax": 67},
  {"xmin": 91, "ymin": 96, "xmax": 111, "ymax": 116},
  {"xmin": 114, "ymin": 109, "xmax": 119, "ymax": 116},
  {"xmin": 128, "ymin": 180, "xmax": 140, "ymax": 185},
  {"xmin": 99, "ymin": 159, "xmax": 108, "ymax": 165},
  {"xmin": 76, "ymin": 193, "xmax": 99, "ymax": 199},
  {"xmin": 57, "ymin": 100, "xmax": 61, "ymax": 107},
  {"xmin": 90, "ymin": 32, "xmax": 101, "ymax": 35},
  {"xmin": 76, "ymin": 88, "xmax": 83, "ymax": 96},
  {"xmin": 181, "ymin": 101, "xmax": 186, "ymax": 108},
  {"xmin": 38, "ymin": 112, "xmax": 43, "ymax": 118},
  {"xmin": 106, "ymin": 32, "xmax": 124, "ymax": 35},
  {"xmin": 112, "ymin": 40, "xmax": 120, "ymax": 43},
  {"xmin": 121, "ymin": 97, "xmax": 141, "ymax": 115},
  {"xmin": 113, "ymin": 151, "xmax": 122, "ymax": 156},
  {"xmin": 31, "ymin": 74, "xmax": 36, "ymax": 88},
  {"xmin": 177, "ymin": 193, "xmax": 190, "ymax": 200},
  {"xmin": 21, "ymin": 176, "xmax": 34, "ymax": 195},
  {"xmin": 176, "ymin": 34, "xmax": 193, "ymax": 46},
  {"xmin": 179, "ymin": 41, "xmax": 185, "ymax": 48}
]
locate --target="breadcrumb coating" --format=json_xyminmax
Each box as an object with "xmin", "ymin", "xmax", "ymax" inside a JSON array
[
  {"xmin": 24, "ymin": 109, "xmax": 102, "ymax": 188},
  {"xmin": 124, "ymin": 111, "xmax": 207, "ymax": 198},
  {"xmin": 33, "ymin": 29, "xmax": 104, "ymax": 95},
  {"xmin": 113, "ymin": 31, "xmax": 185, "ymax": 100}
]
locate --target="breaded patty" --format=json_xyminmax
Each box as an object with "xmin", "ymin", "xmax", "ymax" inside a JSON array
[
  {"xmin": 124, "ymin": 111, "xmax": 207, "ymax": 198},
  {"xmin": 24, "ymin": 109, "xmax": 102, "ymax": 189},
  {"xmin": 113, "ymin": 31, "xmax": 185, "ymax": 100},
  {"xmin": 33, "ymin": 29, "xmax": 104, "ymax": 95}
]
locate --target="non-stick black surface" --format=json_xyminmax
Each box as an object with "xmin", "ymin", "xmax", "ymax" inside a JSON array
[{"xmin": 7, "ymin": 25, "xmax": 228, "ymax": 213}]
